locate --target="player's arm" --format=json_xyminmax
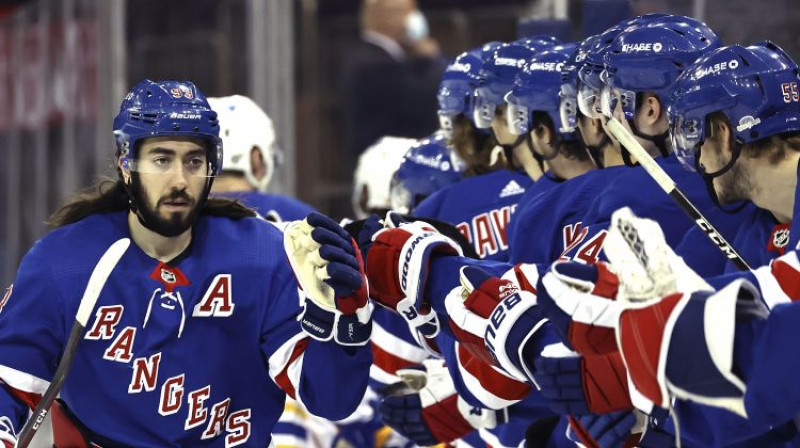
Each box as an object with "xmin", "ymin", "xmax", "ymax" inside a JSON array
[
  {"xmin": 265, "ymin": 213, "xmax": 373, "ymax": 421},
  {"xmin": 0, "ymin": 244, "xmax": 85, "ymax": 446}
]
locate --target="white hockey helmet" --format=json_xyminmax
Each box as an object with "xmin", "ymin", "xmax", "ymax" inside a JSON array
[
  {"xmin": 352, "ymin": 136, "xmax": 415, "ymax": 219},
  {"xmin": 207, "ymin": 95, "xmax": 276, "ymax": 191}
]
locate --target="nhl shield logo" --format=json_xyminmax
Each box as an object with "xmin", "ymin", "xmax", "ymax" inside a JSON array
[
  {"xmin": 149, "ymin": 262, "xmax": 190, "ymax": 292},
  {"xmin": 768, "ymin": 224, "xmax": 791, "ymax": 255},
  {"xmin": 774, "ymin": 229, "xmax": 790, "ymax": 249},
  {"xmin": 161, "ymin": 268, "xmax": 177, "ymax": 284}
]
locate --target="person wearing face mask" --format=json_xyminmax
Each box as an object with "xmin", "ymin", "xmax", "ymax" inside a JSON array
[{"xmin": 339, "ymin": 0, "xmax": 446, "ymax": 181}]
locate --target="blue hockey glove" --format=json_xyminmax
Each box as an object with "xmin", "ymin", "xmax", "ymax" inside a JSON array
[
  {"xmin": 568, "ymin": 411, "xmax": 638, "ymax": 448},
  {"xmin": 284, "ymin": 212, "xmax": 373, "ymax": 346},
  {"xmin": 379, "ymin": 359, "xmax": 506, "ymax": 446}
]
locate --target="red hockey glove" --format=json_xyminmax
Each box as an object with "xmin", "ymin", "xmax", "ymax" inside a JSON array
[{"xmin": 366, "ymin": 213, "xmax": 462, "ymax": 344}]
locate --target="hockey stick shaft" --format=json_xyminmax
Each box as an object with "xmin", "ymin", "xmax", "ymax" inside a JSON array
[
  {"xmin": 16, "ymin": 238, "xmax": 130, "ymax": 448},
  {"xmin": 603, "ymin": 117, "xmax": 751, "ymax": 271}
]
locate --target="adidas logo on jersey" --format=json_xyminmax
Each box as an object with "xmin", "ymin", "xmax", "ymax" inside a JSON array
[{"xmin": 499, "ymin": 180, "xmax": 525, "ymax": 198}]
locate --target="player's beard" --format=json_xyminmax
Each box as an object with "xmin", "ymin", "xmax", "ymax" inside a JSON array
[
  {"xmin": 714, "ymin": 161, "xmax": 751, "ymax": 205},
  {"xmin": 129, "ymin": 175, "xmax": 201, "ymax": 237}
]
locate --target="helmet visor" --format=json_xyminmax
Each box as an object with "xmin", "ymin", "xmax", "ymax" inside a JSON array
[
  {"xmin": 577, "ymin": 81, "xmax": 602, "ymax": 119},
  {"xmin": 670, "ymin": 113, "xmax": 705, "ymax": 172},
  {"xmin": 599, "ymin": 83, "xmax": 636, "ymax": 120},
  {"xmin": 125, "ymin": 153, "xmax": 213, "ymax": 178},
  {"xmin": 390, "ymin": 178, "xmax": 414, "ymax": 215}
]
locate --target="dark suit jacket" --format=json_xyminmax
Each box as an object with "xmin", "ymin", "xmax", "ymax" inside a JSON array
[{"xmin": 339, "ymin": 38, "xmax": 446, "ymax": 175}]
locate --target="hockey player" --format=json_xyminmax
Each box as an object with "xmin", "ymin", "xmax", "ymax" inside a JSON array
[
  {"xmin": 207, "ymin": 95, "xmax": 314, "ymax": 222},
  {"xmin": 414, "ymin": 42, "xmax": 537, "ymax": 262},
  {"xmin": 473, "ymin": 37, "xmax": 560, "ymax": 182},
  {"xmin": 529, "ymin": 42, "xmax": 800, "ymax": 446},
  {"xmin": 389, "ymin": 132, "xmax": 463, "ymax": 215},
  {"xmin": 0, "ymin": 80, "xmax": 373, "ymax": 447},
  {"xmin": 352, "ymin": 136, "xmax": 415, "ymax": 219},
  {"xmin": 358, "ymin": 15, "xmax": 732, "ymax": 447},
  {"xmin": 505, "ymin": 42, "xmax": 596, "ymax": 186}
]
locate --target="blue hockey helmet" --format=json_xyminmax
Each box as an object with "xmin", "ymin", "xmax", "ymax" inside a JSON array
[
  {"xmin": 437, "ymin": 46, "xmax": 497, "ymax": 139},
  {"xmin": 669, "ymin": 42, "xmax": 800, "ymax": 172},
  {"xmin": 113, "ymin": 79, "xmax": 223, "ymax": 176},
  {"xmin": 390, "ymin": 133, "xmax": 463, "ymax": 214},
  {"xmin": 600, "ymin": 16, "xmax": 720, "ymax": 120},
  {"xmin": 473, "ymin": 38, "xmax": 559, "ymax": 129},
  {"xmin": 505, "ymin": 43, "xmax": 579, "ymax": 140},
  {"xmin": 513, "ymin": 35, "xmax": 562, "ymax": 50},
  {"xmin": 577, "ymin": 14, "xmax": 670, "ymax": 118}
]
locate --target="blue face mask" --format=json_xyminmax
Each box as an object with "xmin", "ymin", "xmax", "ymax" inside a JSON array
[{"xmin": 405, "ymin": 10, "xmax": 429, "ymax": 43}]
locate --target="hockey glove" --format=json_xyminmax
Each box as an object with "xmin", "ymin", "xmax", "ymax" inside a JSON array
[
  {"xmin": 568, "ymin": 411, "xmax": 639, "ymax": 448},
  {"xmin": 535, "ymin": 349, "xmax": 632, "ymax": 415},
  {"xmin": 284, "ymin": 212, "xmax": 373, "ymax": 346},
  {"xmin": 378, "ymin": 359, "xmax": 506, "ymax": 446},
  {"xmin": 445, "ymin": 266, "xmax": 550, "ymax": 386},
  {"xmin": 366, "ymin": 212, "xmax": 462, "ymax": 343},
  {"xmin": 752, "ymin": 250, "xmax": 800, "ymax": 308},
  {"xmin": 536, "ymin": 207, "xmax": 712, "ymax": 357},
  {"xmin": 536, "ymin": 261, "xmax": 622, "ymax": 356},
  {"xmin": 605, "ymin": 209, "xmax": 767, "ymax": 416}
]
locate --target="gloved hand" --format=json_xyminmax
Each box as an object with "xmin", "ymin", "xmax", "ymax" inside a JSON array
[
  {"xmin": 444, "ymin": 266, "xmax": 549, "ymax": 386},
  {"xmin": 366, "ymin": 212, "xmax": 462, "ymax": 344},
  {"xmin": 536, "ymin": 260, "xmax": 623, "ymax": 356},
  {"xmin": 534, "ymin": 349, "xmax": 632, "ymax": 415},
  {"xmin": 378, "ymin": 359, "xmax": 506, "ymax": 446},
  {"xmin": 568, "ymin": 411, "xmax": 639, "ymax": 448},
  {"xmin": 284, "ymin": 212, "xmax": 373, "ymax": 345},
  {"xmin": 607, "ymin": 208, "xmax": 765, "ymax": 416}
]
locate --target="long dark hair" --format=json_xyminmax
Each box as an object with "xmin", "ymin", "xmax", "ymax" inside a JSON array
[
  {"xmin": 47, "ymin": 178, "xmax": 256, "ymax": 229},
  {"xmin": 451, "ymin": 114, "xmax": 507, "ymax": 176}
]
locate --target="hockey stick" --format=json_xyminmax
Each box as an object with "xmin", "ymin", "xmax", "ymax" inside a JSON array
[
  {"xmin": 15, "ymin": 238, "xmax": 131, "ymax": 448},
  {"xmin": 603, "ymin": 117, "xmax": 751, "ymax": 271}
]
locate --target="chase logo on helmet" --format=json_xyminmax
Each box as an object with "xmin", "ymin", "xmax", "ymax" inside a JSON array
[
  {"xmin": 621, "ymin": 42, "xmax": 663, "ymax": 53},
  {"xmin": 448, "ymin": 61, "xmax": 471, "ymax": 73},
  {"xmin": 527, "ymin": 62, "xmax": 564, "ymax": 73},
  {"xmin": 694, "ymin": 59, "xmax": 739, "ymax": 79},
  {"xmin": 494, "ymin": 57, "xmax": 526, "ymax": 68}
]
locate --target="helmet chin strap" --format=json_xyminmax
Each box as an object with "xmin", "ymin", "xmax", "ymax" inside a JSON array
[
  {"xmin": 695, "ymin": 142, "xmax": 749, "ymax": 214},
  {"xmin": 621, "ymin": 118, "xmax": 670, "ymax": 167},
  {"xmin": 584, "ymin": 133, "xmax": 609, "ymax": 168}
]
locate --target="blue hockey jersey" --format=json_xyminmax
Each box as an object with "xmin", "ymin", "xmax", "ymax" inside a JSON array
[
  {"xmin": 676, "ymin": 206, "xmax": 785, "ymax": 278},
  {"xmin": 509, "ymin": 166, "xmax": 624, "ymax": 264},
  {"xmin": 413, "ymin": 170, "xmax": 533, "ymax": 261},
  {"xmin": 214, "ymin": 191, "xmax": 315, "ymax": 222},
  {"xmin": 559, "ymin": 155, "xmax": 749, "ymax": 265},
  {"xmin": 0, "ymin": 211, "xmax": 370, "ymax": 447}
]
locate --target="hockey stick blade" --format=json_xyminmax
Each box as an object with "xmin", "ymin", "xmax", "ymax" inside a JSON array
[
  {"xmin": 15, "ymin": 238, "xmax": 131, "ymax": 448},
  {"xmin": 604, "ymin": 117, "xmax": 751, "ymax": 271}
]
